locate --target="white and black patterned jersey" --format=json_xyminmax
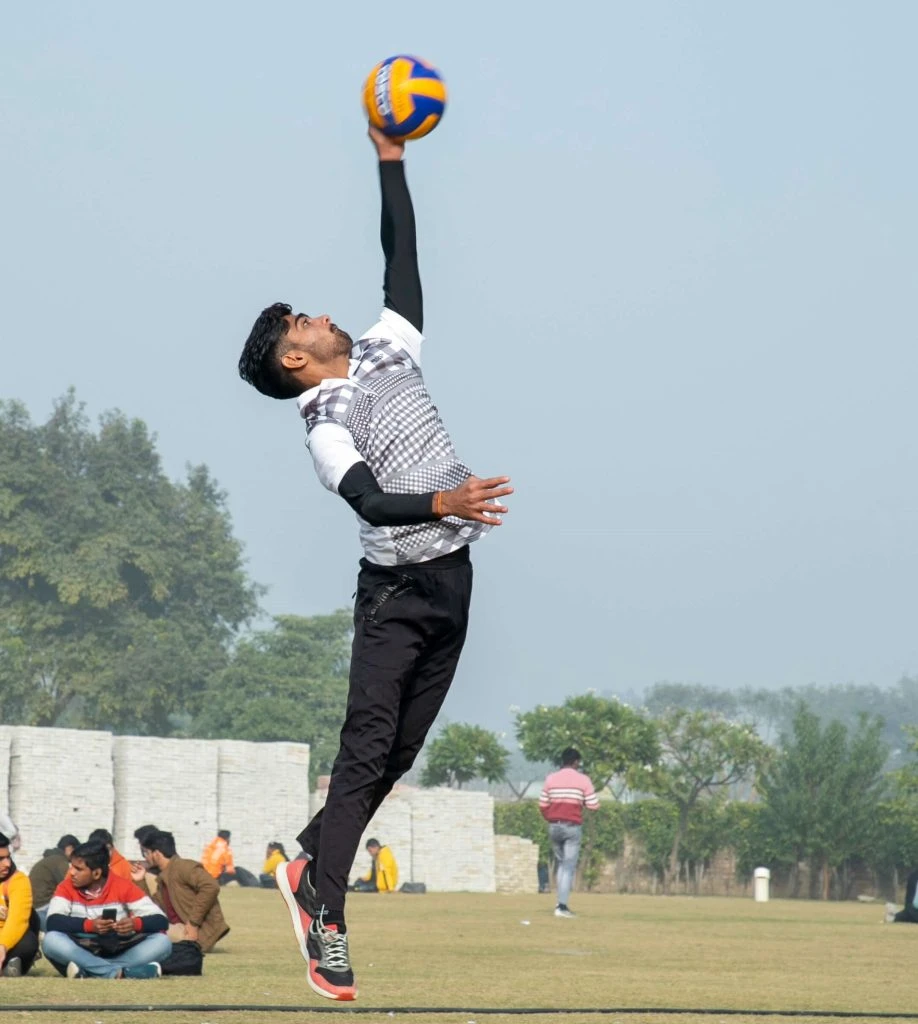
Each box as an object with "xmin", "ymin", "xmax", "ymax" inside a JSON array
[{"xmin": 296, "ymin": 308, "xmax": 491, "ymax": 566}]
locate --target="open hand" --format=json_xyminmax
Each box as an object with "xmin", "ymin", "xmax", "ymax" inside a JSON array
[
  {"xmin": 130, "ymin": 862, "xmax": 146, "ymax": 884},
  {"xmin": 368, "ymin": 124, "xmax": 405, "ymax": 161},
  {"xmin": 440, "ymin": 476, "xmax": 513, "ymax": 525}
]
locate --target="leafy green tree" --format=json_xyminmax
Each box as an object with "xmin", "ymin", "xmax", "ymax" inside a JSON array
[
  {"xmin": 758, "ymin": 703, "xmax": 887, "ymax": 898},
  {"xmin": 420, "ymin": 723, "xmax": 510, "ymax": 789},
  {"xmin": 193, "ymin": 612, "xmax": 352, "ymax": 781},
  {"xmin": 647, "ymin": 708, "xmax": 769, "ymax": 890},
  {"xmin": 515, "ymin": 694, "xmax": 659, "ymax": 794},
  {"xmin": 0, "ymin": 394, "xmax": 259, "ymax": 734}
]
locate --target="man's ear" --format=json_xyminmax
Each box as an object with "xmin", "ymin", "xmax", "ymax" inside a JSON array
[{"xmin": 280, "ymin": 348, "xmax": 308, "ymax": 371}]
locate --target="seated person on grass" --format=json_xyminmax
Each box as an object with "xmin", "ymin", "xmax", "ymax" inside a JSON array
[
  {"xmin": 0, "ymin": 831, "xmax": 40, "ymax": 976},
  {"xmin": 260, "ymin": 842, "xmax": 289, "ymax": 889},
  {"xmin": 88, "ymin": 828, "xmax": 133, "ymax": 882},
  {"xmin": 43, "ymin": 840, "xmax": 171, "ymax": 979},
  {"xmin": 29, "ymin": 834, "xmax": 80, "ymax": 930},
  {"xmin": 352, "ymin": 839, "xmax": 398, "ymax": 893},
  {"xmin": 201, "ymin": 830, "xmax": 236, "ymax": 886},
  {"xmin": 136, "ymin": 829, "xmax": 229, "ymax": 952}
]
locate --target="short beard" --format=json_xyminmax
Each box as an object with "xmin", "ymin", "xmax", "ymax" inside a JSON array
[{"xmin": 314, "ymin": 325, "xmax": 353, "ymax": 362}]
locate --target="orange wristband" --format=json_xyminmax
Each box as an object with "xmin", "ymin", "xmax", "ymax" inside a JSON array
[{"xmin": 434, "ymin": 492, "xmax": 443, "ymax": 518}]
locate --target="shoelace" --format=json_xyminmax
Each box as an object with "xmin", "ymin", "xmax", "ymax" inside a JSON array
[{"xmin": 318, "ymin": 927, "xmax": 351, "ymax": 972}]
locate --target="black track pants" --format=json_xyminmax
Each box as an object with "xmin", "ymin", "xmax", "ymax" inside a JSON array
[{"xmin": 297, "ymin": 546, "xmax": 473, "ymax": 919}]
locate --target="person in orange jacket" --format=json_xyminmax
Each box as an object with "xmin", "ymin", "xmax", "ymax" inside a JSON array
[
  {"xmin": 0, "ymin": 831, "xmax": 40, "ymax": 976},
  {"xmin": 201, "ymin": 831, "xmax": 236, "ymax": 885},
  {"xmin": 89, "ymin": 829, "xmax": 133, "ymax": 881}
]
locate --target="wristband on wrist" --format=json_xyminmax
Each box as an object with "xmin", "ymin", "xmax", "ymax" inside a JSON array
[{"xmin": 434, "ymin": 491, "xmax": 444, "ymax": 518}]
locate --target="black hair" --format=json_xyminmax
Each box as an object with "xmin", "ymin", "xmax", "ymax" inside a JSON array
[
  {"xmin": 0, "ymin": 832, "xmax": 9, "ymax": 849},
  {"xmin": 218, "ymin": 829, "xmax": 231, "ymax": 841},
  {"xmin": 561, "ymin": 747, "xmax": 581, "ymax": 767},
  {"xmin": 88, "ymin": 828, "xmax": 113, "ymax": 845},
  {"xmin": 268, "ymin": 841, "xmax": 289, "ymax": 860},
  {"xmin": 71, "ymin": 840, "xmax": 110, "ymax": 876},
  {"xmin": 58, "ymin": 834, "xmax": 80, "ymax": 851},
  {"xmin": 142, "ymin": 830, "xmax": 177, "ymax": 858},
  {"xmin": 238, "ymin": 302, "xmax": 302, "ymax": 400},
  {"xmin": 366, "ymin": 838, "xmax": 381, "ymax": 849},
  {"xmin": 134, "ymin": 824, "xmax": 158, "ymax": 845}
]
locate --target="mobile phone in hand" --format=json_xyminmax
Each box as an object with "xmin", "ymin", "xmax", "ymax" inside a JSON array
[{"xmin": 101, "ymin": 908, "xmax": 117, "ymax": 921}]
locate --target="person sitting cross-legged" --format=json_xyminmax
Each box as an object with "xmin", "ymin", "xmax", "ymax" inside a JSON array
[
  {"xmin": 43, "ymin": 840, "xmax": 171, "ymax": 979},
  {"xmin": 0, "ymin": 831, "xmax": 40, "ymax": 976},
  {"xmin": 29, "ymin": 834, "xmax": 80, "ymax": 931}
]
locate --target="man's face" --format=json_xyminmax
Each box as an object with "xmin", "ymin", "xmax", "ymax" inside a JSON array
[
  {"xmin": 69, "ymin": 856, "xmax": 101, "ymax": 889},
  {"xmin": 282, "ymin": 313, "xmax": 353, "ymax": 365},
  {"xmin": 0, "ymin": 846, "xmax": 12, "ymax": 882}
]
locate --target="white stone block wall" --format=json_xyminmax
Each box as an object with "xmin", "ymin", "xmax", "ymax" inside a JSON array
[
  {"xmin": 310, "ymin": 784, "xmax": 497, "ymax": 891},
  {"xmin": 0, "ymin": 726, "xmax": 13, "ymax": 819},
  {"xmin": 349, "ymin": 789, "xmax": 414, "ymax": 886},
  {"xmin": 217, "ymin": 740, "xmax": 310, "ymax": 874},
  {"xmin": 112, "ymin": 736, "xmax": 218, "ymax": 864},
  {"xmin": 410, "ymin": 789, "xmax": 496, "ymax": 892},
  {"xmin": 9, "ymin": 726, "xmax": 114, "ymax": 871},
  {"xmin": 494, "ymin": 835, "xmax": 539, "ymax": 893}
]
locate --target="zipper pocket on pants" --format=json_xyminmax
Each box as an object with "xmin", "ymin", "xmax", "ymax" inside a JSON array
[{"xmin": 365, "ymin": 576, "xmax": 413, "ymax": 622}]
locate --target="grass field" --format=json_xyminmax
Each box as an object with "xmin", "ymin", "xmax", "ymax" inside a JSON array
[{"xmin": 2, "ymin": 887, "xmax": 911, "ymax": 1024}]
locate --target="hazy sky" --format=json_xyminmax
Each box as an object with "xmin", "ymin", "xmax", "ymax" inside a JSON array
[{"xmin": 3, "ymin": 1, "xmax": 917, "ymax": 734}]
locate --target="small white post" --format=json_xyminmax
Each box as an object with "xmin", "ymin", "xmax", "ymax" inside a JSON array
[{"xmin": 753, "ymin": 866, "xmax": 771, "ymax": 902}]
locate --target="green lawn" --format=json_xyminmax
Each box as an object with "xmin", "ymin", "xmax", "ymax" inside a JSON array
[{"xmin": 2, "ymin": 887, "xmax": 912, "ymax": 1024}]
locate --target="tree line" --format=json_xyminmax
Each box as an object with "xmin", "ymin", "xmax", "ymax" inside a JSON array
[{"xmin": 424, "ymin": 695, "xmax": 918, "ymax": 899}]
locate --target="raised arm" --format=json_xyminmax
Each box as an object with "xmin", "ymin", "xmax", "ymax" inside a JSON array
[{"xmin": 370, "ymin": 126, "xmax": 422, "ymax": 332}]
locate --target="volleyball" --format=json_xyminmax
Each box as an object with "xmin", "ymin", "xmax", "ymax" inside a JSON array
[{"xmin": 362, "ymin": 56, "xmax": 447, "ymax": 141}]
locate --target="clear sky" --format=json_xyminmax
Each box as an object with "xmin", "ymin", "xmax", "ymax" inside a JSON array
[{"xmin": 3, "ymin": 1, "xmax": 917, "ymax": 733}]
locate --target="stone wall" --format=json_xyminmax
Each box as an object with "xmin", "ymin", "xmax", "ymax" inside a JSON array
[
  {"xmin": 494, "ymin": 835, "xmax": 538, "ymax": 894},
  {"xmin": 312, "ymin": 780, "xmax": 497, "ymax": 892},
  {"xmin": 0, "ymin": 726, "xmax": 309, "ymax": 874},
  {"xmin": 112, "ymin": 736, "xmax": 219, "ymax": 866},
  {"xmin": 9, "ymin": 726, "xmax": 115, "ymax": 868},
  {"xmin": 216, "ymin": 740, "xmax": 311, "ymax": 874}
]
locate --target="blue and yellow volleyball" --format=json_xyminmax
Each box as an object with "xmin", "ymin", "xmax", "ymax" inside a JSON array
[{"xmin": 362, "ymin": 55, "xmax": 447, "ymax": 141}]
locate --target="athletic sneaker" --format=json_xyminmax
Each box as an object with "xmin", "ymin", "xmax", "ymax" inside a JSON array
[
  {"xmin": 65, "ymin": 961, "xmax": 84, "ymax": 979},
  {"xmin": 122, "ymin": 962, "xmax": 162, "ymax": 980},
  {"xmin": 306, "ymin": 917, "xmax": 357, "ymax": 1001},
  {"xmin": 554, "ymin": 904, "xmax": 576, "ymax": 918},
  {"xmin": 2, "ymin": 956, "xmax": 22, "ymax": 977},
  {"xmin": 277, "ymin": 858, "xmax": 318, "ymax": 962}
]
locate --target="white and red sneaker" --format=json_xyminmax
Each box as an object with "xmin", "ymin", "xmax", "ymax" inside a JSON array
[
  {"xmin": 306, "ymin": 917, "xmax": 357, "ymax": 1001},
  {"xmin": 276, "ymin": 858, "xmax": 317, "ymax": 963}
]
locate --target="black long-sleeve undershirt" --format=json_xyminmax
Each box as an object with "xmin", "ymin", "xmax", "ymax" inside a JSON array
[
  {"xmin": 338, "ymin": 462, "xmax": 439, "ymax": 526},
  {"xmin": 379, "ymin": 161, "xmax": 422, "ymax": 332},
  {"xmin": 334, "ymin": 162, "xmax": 436, "ymax": 527}
]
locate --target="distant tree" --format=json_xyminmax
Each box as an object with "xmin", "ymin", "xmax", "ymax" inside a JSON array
[
  {"xmin": 0, "ymin": 394, "xmax": 259, "ymax": 734},
  {"xmin": 420, "ymin": 723, "xmax": 510, "ymax": 789},
  {"xmin": 758, "ymin": 703, "xmax": 887, "ymax": 898},
  {"xmin": 647, "ymin": 708, "xmax": 769, "ymax": 890},
  {"xmin": 193, "ymin": 612, "xmax": 352, "ymax": 782},
  {"xmin": 644, "ymin": 683, "xmax": 741, "ymax": 719},
  {"xmin": 515, "ymin": 693, "xmax": 659, "ymax": 794}
]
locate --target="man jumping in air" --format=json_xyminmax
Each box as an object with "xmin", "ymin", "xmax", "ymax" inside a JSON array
[{"xmin": 237, "ymin": 126, "xmax": 512, "ymax": 1001}]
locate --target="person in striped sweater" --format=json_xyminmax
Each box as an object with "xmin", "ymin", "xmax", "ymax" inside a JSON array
[
  {"xmin": 42, "ymin": 840, "xmax": 171, "ymax": 979},
  {"xmin": 539, "ymin": 748, "xmax": 600, "ymax": 918}
]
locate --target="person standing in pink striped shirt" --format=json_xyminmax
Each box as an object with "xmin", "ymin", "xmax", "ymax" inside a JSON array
[{"xmin": 539, "ymin": 748, "xmax": 599, "ymax": 917}]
